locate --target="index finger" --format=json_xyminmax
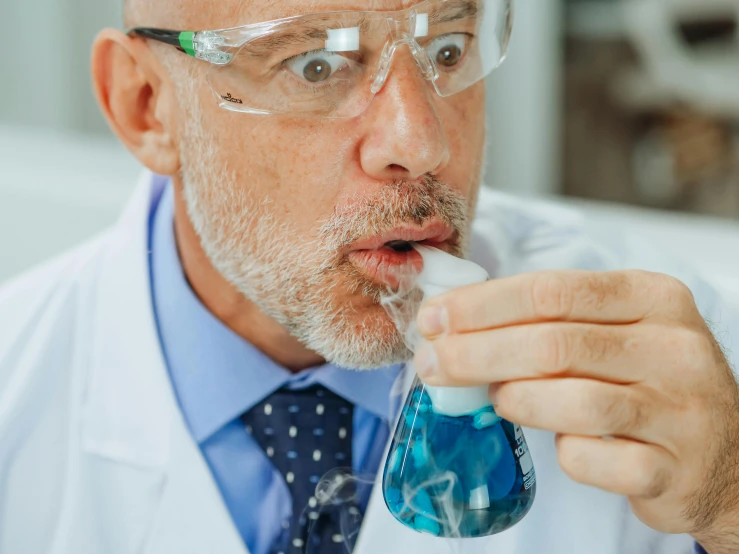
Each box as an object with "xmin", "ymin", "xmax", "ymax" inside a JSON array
[{"xmin": 419, "ymin": 270, "xmax": 677, "ymax": 335}]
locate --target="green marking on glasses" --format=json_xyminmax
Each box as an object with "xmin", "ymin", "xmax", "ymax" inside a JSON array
[{"xmin": 178, "ymin": 31, "xmax": 196, "ymax": 57}]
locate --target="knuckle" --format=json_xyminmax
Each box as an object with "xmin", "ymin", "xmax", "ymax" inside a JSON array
[
  {"xmin": 596, "ymin": 390, "xmax": 646, "ymax": 435},
  {"xmin": 582, "ymin": 326, "xmax": 620, "ymax": 365},
  {"xmin": 531, "ymin": 326, "xmax": 572, "ymax": 374},
  {"xmin": 670, "ymin": 276, "xmax": 694, "ymax": 300},
  {"xmin": 630, "ymin": 454, "xmax": 668, "ymax": 499},
  {"xmin": 529, "ymin": 273, "xmax": 574, "ymax": 320},
  {"xmin": 675, "ymin": 328, "xmax": 714, "ymax": 369},
  {"xmin": 625, "ymin": 269, "xmax": 652, "ymax": 285},
  {"xmin": 655, "ymin": 273, "xmax": 694, "ymax": 306},
  {"xmin": 585, "ymin": 272, "xmax": 623, "ymax": 311}
]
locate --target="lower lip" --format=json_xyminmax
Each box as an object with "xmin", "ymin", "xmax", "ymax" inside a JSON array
[{"xmin": 348, "ymin": 247, "xmax": 424, "ymax": 289}]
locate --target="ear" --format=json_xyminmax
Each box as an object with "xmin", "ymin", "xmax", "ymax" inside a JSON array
[{"xmin": 91, "ymin": 29, "xmax": 181, "ymax": 175}]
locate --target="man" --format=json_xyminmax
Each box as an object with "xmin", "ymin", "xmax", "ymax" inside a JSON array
[{"xmin": 0, "ymin": 0, "xmax": 737, "ymax": 553}]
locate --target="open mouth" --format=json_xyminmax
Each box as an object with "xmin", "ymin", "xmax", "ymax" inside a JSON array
[
  {"xmin": 346, "ymin": 223, "xmax": 456, "ymax": 288},
  {"xmin": 346, "ymin": 245, "xmax": 423, "ymax": 289},
  {"xmin": 384, "ymin": 240, "xmax": 415, "ymax": 253}
]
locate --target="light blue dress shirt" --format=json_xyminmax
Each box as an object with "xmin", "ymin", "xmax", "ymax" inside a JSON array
[{"xmin": 149, "ymin": 183, "xmax": 402, "ymax": 553}]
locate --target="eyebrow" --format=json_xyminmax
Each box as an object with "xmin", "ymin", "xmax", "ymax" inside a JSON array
[
  {"xmin": 240, "ymin": 0, "xmax": 479, "ymax": 57},
  {"xmin": 243, "ymin": 18, "xmax": 373, "ymax": 57},
  {"xmin": 245, "ymin": 27, "xmax": 333, "ymax": 57},
  {"xmin": 429, "ymin": 0, "xmax": 480, "ymax": 24}
]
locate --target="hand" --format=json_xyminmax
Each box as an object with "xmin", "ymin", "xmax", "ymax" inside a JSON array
[{"xmin": 414, "ymin": 271, "xmax": 739, "ymax": 551}]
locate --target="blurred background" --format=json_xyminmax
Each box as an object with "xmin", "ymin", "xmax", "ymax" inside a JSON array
[{"xmin": 1, "ymin": 0, "xmax": 739, "ymax": 297}]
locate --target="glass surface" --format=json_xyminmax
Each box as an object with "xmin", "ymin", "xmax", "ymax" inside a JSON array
[
  {"xmin": 205, "ymin": 0, "xmax": 513, "ymax": 117},
  {"xmin": 382, "ymin": 377, "xmax": 536, "ymax": 538}
]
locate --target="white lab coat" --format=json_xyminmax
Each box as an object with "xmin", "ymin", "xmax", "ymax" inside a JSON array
[{"xmin": 1, "ymin": 172, "xmax": 735, "ymax": 554}]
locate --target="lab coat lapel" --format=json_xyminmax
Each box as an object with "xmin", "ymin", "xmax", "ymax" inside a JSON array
[
  {"xmin": 141, "ymin": 412, "xmax": 249, "ymax": 554},
  {"xmin": 81, "ymin": 172, "xmax": 248, "ymax": 554}
]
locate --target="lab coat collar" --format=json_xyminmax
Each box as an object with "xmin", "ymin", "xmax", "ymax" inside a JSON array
[
  {"xmin": 82, "ymin": 171, "xmax": 172, "ymax": 468},
  {"xmin": 80, "ymin": 171, "xmax": 248, "ymax": 554}
]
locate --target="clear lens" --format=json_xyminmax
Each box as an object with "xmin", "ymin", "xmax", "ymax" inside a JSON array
[
  {"xmin": 427, "ymin": 0, "xmax": 513, "ymax": 97},
  {"xmin": 207, "ymin": 13, "xmax": 388, "ymax": 117},
  {"xmin": 205, "ymin": 0, "xmax": 513, "ymax": 117}
]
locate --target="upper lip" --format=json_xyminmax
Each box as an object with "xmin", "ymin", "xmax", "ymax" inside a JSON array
[{"xmin": 348, "ymin": 220, "xmax": 456, "ymax": 252}]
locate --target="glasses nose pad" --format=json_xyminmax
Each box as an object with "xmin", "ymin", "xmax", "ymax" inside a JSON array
[
  {"xmin": 371, "ymin": 40, "xmax": 439, "ymax": 95},
  {"xmin": 409, "ymin": 40, "xmax": 439, "ymax": 82},
  {"xmin": 371, "ymin": 42, "xmax": 395, "ymax": 95}
]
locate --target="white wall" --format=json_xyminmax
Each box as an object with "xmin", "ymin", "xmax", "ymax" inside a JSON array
[
  {"xmin": 485, "ymin": 0, "xmax": 564, "ymax": 196},
  {"xmin": 0, "ymin": 127, "xmax": 140, "ymax": 282},
  {"xmin": 0, "ymin": 0, "xmax": 123, "ymax": 134}
]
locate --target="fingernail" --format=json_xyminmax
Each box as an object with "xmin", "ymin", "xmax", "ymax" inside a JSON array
[
  {"xmin": 414, "ymin": 342, "xmax": 439, "ymax": 379},
  {"xmin": 418, "ymin": 305, "xmax": 448, "ymax": 337}
]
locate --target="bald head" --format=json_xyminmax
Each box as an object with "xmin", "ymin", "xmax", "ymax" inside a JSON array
[
  {"xmin": 123, "ymin": 0, "xmax": 215, "ymax": 28},
  {"xmin": 123, "ymin": 0, "xmax": 427, "ymax": 30},
  {"xmin": 123, "ymin": 0, "xmax": 136, "ymax": 27}
]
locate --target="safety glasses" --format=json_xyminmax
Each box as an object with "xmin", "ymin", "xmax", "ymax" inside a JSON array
[{"xmin": 128, "ymin": 0, "xmax": 513, "ymax": 118}]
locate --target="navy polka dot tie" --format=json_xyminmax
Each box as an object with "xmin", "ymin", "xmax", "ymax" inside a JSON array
[{"xmin": 242, "ymin": 386, "xmax": 359, "ymax": 554}]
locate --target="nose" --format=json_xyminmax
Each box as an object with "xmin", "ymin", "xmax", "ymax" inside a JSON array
[{"xmin": 358, "ymin": 47, "xmax": 451, "ymax": 182}]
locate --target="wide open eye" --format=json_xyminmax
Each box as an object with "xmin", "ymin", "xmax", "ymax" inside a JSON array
[
  {"xmin": 427, "ymin": 33, "xmax": 468, "ymax": 68},
  {"xmin": 286, "ymin": 51, "xmax": 353, "ymax": 83}
]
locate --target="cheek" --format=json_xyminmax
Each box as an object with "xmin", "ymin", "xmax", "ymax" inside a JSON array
[
  {"xmin": 448, "ymin": 86, "xmax": 486, "ymax": 158},
  {"xmin": 215, "ymin": 115, "xmax": 356, "ymax": 234},
  {"xmin": 439, "ymin": 87, "xmax": 486, "ymax": 192}
]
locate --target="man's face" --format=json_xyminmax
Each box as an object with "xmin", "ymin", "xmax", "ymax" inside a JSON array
[{"xmin": 171, "ymin": 0, "xmax": 486, "ymax": 369}]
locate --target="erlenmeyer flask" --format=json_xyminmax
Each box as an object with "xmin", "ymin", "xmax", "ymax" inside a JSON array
[
  {"xmin": 380, "ymin": 245, "xmax": 536, "ymax": 538},
  {"xmin": 382, "ymin": 376, "xmax": 535, "ymax": 538}
]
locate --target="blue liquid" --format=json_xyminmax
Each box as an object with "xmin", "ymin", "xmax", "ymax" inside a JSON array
[{"xmin": 382, "ymin": 378, "xmax": 536, "ymax": 538}]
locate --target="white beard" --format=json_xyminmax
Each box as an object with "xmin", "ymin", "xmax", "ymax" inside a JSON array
[{"xmin": 175, "ymin": 81, "xmax": 470, "ymax": 370}]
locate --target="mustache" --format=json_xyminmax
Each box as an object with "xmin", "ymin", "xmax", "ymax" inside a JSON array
[{"xmin": 318, "ymin": 175, "xmax": 469, "ymax": 254}]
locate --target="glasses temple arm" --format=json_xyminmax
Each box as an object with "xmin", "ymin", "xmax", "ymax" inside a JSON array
[{"xmin": 126, "ymin": 28, "xmax": 198, "ymax": 57}]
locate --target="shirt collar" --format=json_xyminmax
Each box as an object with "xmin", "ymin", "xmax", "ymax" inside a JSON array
[{"xmin": 150, "ymin": 182, "xmax": 401, "ymax": 443}]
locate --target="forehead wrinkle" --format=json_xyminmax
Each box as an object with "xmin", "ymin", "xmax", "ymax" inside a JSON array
[
  {"xmin": 430, "ymin": 0, "xmax": 478, "ymax": 23},
  {"xmin": 130, "ymin": 0, "xmax": 437, "ymax": 30},
  {"xmin": 242, "ymin": 16, "xmax": 378, "ymax": 57},
  {"xmin": 244, "ymin": 27, "xmax": 330, "ymax": 57},
  {"xmin": 233, "ymin": 0, "xmax": 428, "ymax": 23},
  {"xmin": 126, "ymin": 0, "xmax": 234, "ymax": 28}
]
